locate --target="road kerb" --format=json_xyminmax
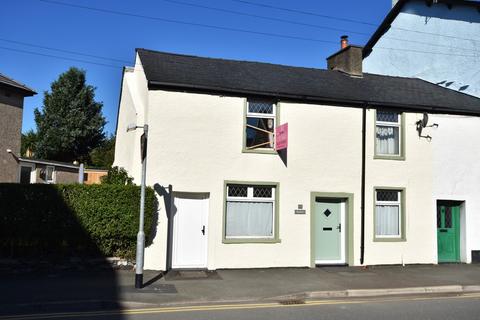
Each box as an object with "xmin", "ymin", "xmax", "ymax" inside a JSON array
[{"xmin": 308, "ymin": 285, "xmax": 477, "ymax": 299}]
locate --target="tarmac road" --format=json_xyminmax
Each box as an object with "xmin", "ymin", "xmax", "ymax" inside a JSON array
[{"xmin": 2, "ymin": 293, "xmax": 480, "ymax": 320}]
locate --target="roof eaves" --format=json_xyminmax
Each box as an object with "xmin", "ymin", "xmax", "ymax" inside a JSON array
[
  {"xmin": 18, "ymin": 157, "xmax": 80, "ymax": 169},
  {"xmin": 148, "ymin": 79, "xmax": 480, "ymax": 115}
]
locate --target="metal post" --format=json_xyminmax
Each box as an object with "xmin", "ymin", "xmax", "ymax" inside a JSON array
[
  {"xmin": 135, "ymin": 124, "xmax": 148, "ymax": 289},
  {"xmin": 78, "ymin": 163, "xmax": 85, "ymax": 184}
]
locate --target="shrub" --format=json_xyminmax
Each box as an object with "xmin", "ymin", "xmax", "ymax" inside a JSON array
[
  {"xmin": 0, "ymin": 183, "xmax": 156, "ymax": 260},
  {"xmin": 100, "ymin": 166, "xmax": 134, "ymax": 185}
]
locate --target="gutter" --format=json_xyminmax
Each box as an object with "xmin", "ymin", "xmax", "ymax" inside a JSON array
[
  {"xmin": 18, "ymin": 157, "xmax": 80, "ymax": 169},
  {"xmin": 148, "ymin": 81, "xmax": 480, "ymax": 117}
]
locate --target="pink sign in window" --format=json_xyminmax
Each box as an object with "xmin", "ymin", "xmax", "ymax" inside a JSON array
[{"xmin": 275, "ymin": 123, "xmax": 288, "ymax": 151}]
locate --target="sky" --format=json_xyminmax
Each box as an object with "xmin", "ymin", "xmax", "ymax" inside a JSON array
[{"xmin": 0, "ymin": 0, "xmax": 392, "ymax": 135}]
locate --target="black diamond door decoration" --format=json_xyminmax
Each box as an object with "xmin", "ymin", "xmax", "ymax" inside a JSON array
[{"xmin": 323, "ymin": 209, "xmax": 332, "ymax": 218}]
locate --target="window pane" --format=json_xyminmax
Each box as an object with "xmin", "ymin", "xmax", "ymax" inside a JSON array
[
  {"xmin": 445, "ymin": 206, "xmax": 452, "ymax": 228},
  {"xmin": 226, "ymin": 201, "xmax": 273, "ymax": 237},
  {"xmin": 46, "ymin": 167, "xmax": 53, "ymax": 181},
  {"xmin": 253, "ymin": 186, "xmax": 273, "ymax": 198},
  {"xmin": 376, "ymin": 126, "xmax": 399, "ymax": 155},
  {"xmin": 248, "ymin": 101, "xmax": 273, "ymax": 114},
  {"xmin": 437, "ymin": 206, "xmax": 442, "ymax": 228},
  {"xmin": 377, "ymin": 111, "xmax": 399, "ymax": 123},
  {"xmin": 376, "ymin": 190, "xmax": 399, "ymax": 202},
  {"xmin": 376, "ymin": 205, "xmax": 400, "ymax": 236},
  {"xmin": 228, "ymin": 185, "xmax": 248, "ymax": 197},
  {"xmin": 20, "ymin": 167, "xmax": 31, "ymax": 184},
  {"xmin": 246, "ymin": 117, "xmax": 274, "ymax": 149}
]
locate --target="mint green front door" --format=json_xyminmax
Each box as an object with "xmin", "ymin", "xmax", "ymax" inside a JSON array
[
  {"xmin": 314, "ymin": 199, "xmax": 342, "ymax": 263},
  {"xmin": 437, "ymin": 203, "xmax": 460, "ymax": 263}
]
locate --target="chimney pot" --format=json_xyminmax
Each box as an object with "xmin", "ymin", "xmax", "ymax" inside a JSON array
[{"xmin": 341, "ymin": 35, "xmax": 349, "ymax": 49}]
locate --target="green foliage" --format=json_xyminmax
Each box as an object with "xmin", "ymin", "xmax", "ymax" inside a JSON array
[
  {"xmin": 34, "ymin": 67, "xmax": 106, "ymax": 163},
  {"xmin": 21, "ymin": 130, "xmax": 38, "ymax": 157},
  {"xmin": 0, "ymin": 184, "xmax": 156, "ymax": 260},
  {"xmin": 89, "ymin": 134, "xmax": 115, "ymax": 168},
  {"xmin": 101, "ymin": 166, "xmax": 134, "ymax": 185}
]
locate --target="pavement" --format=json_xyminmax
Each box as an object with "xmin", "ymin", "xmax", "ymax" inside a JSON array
[{"xmin": 1, "ymin": 263, "xmax": 480, "ymax": 316}]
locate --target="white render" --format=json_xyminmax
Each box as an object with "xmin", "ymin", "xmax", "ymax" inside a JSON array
[
  {"xmin": 363, "ymin": 0, "xmax": 480, "ymax": 263},
  {"xmin": 114, "ymin": 55, "xmax": 439, "ymax": 270}
]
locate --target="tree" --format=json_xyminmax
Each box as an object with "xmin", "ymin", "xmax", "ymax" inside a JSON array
[
  {"xmin": 101, "ymin": 166, "xmax": 133, "ymax": 185},
  {"xmin": 21, "ymin": 130, "xmax": 38, "ymax": 157},
  {"xmin": 89, "ymin": 134, "xmax": 115, "ymax": 168},
  {"xmin": 34, "ymin": 67, "xmax": 106, "ymax": 163}
]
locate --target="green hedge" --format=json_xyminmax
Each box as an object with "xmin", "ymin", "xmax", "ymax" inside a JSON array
[{"xmin": 0, "ymin": 183, "xmax": 156, "ymax": 260}]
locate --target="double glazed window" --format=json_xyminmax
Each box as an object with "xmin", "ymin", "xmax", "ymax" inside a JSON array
[
  {"xmin": 376, "ymin": 110, "xmax": 403, "ymax": 157},
  {"xmin": 245, "ymin": 100, "xmax": 276, "ymax": 151},
  {"xmin": 225, "ymin": 183, "xmax": 277, "ymax": 241},
  {"xmin": 374, "ymin": 189, "xmax": 404, "ymax": 239}
]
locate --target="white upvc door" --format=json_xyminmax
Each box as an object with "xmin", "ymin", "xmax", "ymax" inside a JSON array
[{"xmin": 172, "ymin": 193, "xmax": 209, "ymax": 269}]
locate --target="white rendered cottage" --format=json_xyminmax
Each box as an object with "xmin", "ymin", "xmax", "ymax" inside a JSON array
[
  {"xmin": 364, "ymin": 0, "xmax": 480, "ymax": 263},
  {"xmin": 114, "ymin": 44, "xmax": 480, "ymax": 271}
]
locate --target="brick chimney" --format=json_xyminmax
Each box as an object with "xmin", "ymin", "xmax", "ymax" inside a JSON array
[{"xmin": 326, "ymin": 35, "xmax": 363, "ymax": 77}]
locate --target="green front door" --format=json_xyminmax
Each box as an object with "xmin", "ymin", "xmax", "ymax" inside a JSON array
[
  {"xmin": 314, "ymin": 199, "xmax": 342, "ymax": 263},
  {"xmin": 437, "ymin": 203, "xmax": 460, "ymax": 263}
]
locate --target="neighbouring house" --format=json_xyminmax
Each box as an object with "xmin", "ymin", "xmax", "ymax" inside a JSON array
[
  {"xmin": 114, "ymin": 45, "xmax": 480, "ymax": 271},
  {"xmin": 84, "ymin": 168, "xmax": 108, "ymax": 184},
  {"xmin": 363, "ymin": 0, "xmax": 480, "ymax": 263},
  {"xmin": 16, "ymin": 157, "xmax": 81, "ymax": 184},
  {"xmin": 0, "ymin": 73, "xmax": 36, "ymax": 182}
]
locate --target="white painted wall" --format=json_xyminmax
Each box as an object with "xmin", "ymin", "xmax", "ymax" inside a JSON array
[
  {"xmin": 363, "ymin": 0, "xmax": 480, "ymax": 263},
  {"xmin": 115, "ymin": 59, "xmax": 438, "ymax": 269},
  {"xmin": 365, "ymin": 110, "xmax": 435, "ymax": 265}
]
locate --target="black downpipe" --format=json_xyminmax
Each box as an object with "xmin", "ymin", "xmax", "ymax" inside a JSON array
[{"xmin": 360, "ymin": 107, "xmax": 366, "ymax": 265}]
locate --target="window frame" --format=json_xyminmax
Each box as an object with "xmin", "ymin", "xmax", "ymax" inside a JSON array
[
  {"xmin": 373, "ymin": 187, "xmax": 406, "ymax": 242},
  {"xmin": 223, "ymin": 180, "xmax": 280, "ymax": 244},
  {"xmin": 242, "ymin": 99, "xmax": 279, "ymax": 155},
  {"xmin": 18, "ymin": 163, "xmax": 36, "ymax": 184},
  {"xmin": 45, "ymin": 165, "xmax": 55, "ymax": 184},
  {"xmin": 374, "ymin": 110, "xmax": 405, "ymax": 160}
]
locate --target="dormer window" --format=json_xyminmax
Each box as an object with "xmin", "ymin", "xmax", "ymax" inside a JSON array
[{"xmin": 244, "ymin": 100, "xmax": 277, "ymax": 153}]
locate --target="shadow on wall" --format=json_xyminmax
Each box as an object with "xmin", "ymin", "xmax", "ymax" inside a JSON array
[
  {"xmin": 0, "ymin": 184, "xmax": 125, "ymax": 319},
  {"xmin": 404, "ymin": 1, "xmax": 480, "ymax": 24},
  {"xmin": 154, "ymin": 183, "xmax": 176, "ymax": 271}
]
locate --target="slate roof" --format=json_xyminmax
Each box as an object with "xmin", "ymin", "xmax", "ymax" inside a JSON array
[
  {"xmin": 137, "ymin": 48, "xmax": 480, "ymax": 115},
  {"xmin": 0, "ymin": 73, "xmax": 36, "ymax": 96}
]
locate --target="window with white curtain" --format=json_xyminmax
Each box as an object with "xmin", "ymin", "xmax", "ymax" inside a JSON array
[
  {"xmin": 376, "ymin": 110, "xmax": 402, "ymax": 157},
  {"xmin": 245, "ymin": 100, "xmax": 276, "ymax": 150},
  {"xmin": 225, "ymin": 184, "xmax": 276, "ymax": 239},
  {"xmin": 375, "ymin": 189, "xmax": 402, "ymax": 238}
]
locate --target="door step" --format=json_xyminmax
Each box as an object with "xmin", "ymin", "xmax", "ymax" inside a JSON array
[{"xmin": 165, "ymin": 270, "xmax": 221, "ymax": 281}]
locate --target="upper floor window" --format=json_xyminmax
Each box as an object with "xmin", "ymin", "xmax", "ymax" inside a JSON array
[
  {"xmin": 375, "ymin": 110, "xmax": 403, "ymax": 159},
  {"xmin": 244, "ymin": 100, "xmax": 276, "ymax": 152}
]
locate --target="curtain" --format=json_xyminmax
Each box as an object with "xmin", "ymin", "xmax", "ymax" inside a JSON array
[
  {"xmin": 376, "ymin": 205, "xmax": 400, "ymax": 236},
  {"xmin": 376, "ymin": 126, "xmax": 399, "ymax": 155},
  {"xmin": 226, "ymin": 201, "xmax": 273, "ymax": 237}
]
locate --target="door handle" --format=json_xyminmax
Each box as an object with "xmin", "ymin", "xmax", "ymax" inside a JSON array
[
  {"xmin": 201, "ymin": 225, "xmax": 206, "ymax": 235},
  {"xmin": 336, "ymin": 223, "xmax": 341, "ymax": 233}
]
